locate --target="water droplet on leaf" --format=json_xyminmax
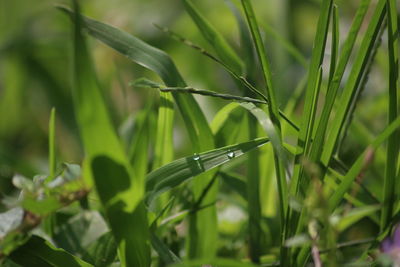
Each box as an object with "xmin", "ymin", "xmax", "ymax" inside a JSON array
[
  {"xmin": 227, "ymin": 151, "xmax": 235, "ymax": 159},
  {"xmin": 193, "ymin": 154, "xmax": 200, "ymax": 161}
]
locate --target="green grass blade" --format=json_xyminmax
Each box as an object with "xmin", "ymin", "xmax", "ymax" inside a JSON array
[
  {"xmin": 246, "ymin": 115, "xmax": 263, "ymax": 263},
  {"xmin": 68, "ymin": 2, "xmax": 150, "ymax": 265},
  {"xmin": 240, "ymin": 0, "xmax": 281, "ymax": 121},
  {"xmin": 48, "ymin": 107, "xmax": 56, "ymax": 179},
  {"xmin": 182, "ymin": 0, "xmax": 244, "ymax": 74},
  {"xmin": 336, "ymin": 205, "xmax": 380, "ymax": 232},
  {"xmin": 145, "ymin": 137, "xmax": 269, "ymax": 205},
  {"xmin": 9, "ymin": 235, "xmax": 92, "ymax": 267},
  {"xmin": 240, "ymin": 1, "xmax": 288, "ymax": 253},
  {"xmin": 153, "ymin": 92, "xmax": 174, "ymax": 169},
  {"xmin": 380, "ymin": 0, "xmax": 399, "ymax": 231},
  {"xmin": 328, "ymin": 5, "xmax": 339, "ymax": 84},
  {"xmin": 329, "ymin": 116, "xmax": 400, "ymax": 211},
  {"xmin": 308, "ymin": 0, "xmax": 371, "ymax": 168},
  {"xmin": 225, "ymin": 0, "xmax": 257, "ymax": 77},
  {"xmin": 289, "ymin": 0, "xmax": 333, "ymax": 197},
  {"xmin": 321, "ymin": 0, "xmax": 386, "ymax": 166}
]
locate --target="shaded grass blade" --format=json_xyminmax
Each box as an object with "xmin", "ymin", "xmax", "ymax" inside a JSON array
[
  {"xmin": 380, "ymin": 0, "xmax": 399, "ymax": 231},
  {"xmin": 182, "ymin": 0, "xmax": 244, "ymax": 74}
]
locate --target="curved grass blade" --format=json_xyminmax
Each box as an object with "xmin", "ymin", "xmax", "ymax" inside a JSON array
[
  {"xmin": 182, "ymin": 0, "xmax": 244, "ymax": 74},
  {"xmin": 380, "ymin": 0, "xmax": 399, "ymax": 231},
  {"xmin": 9, "ymin": 235, "xmax": 92, "ymax": 267},
  {"xmin": 145, "ymin": 138, "xmax": 269, "ymax": 206},
  {"xmin": 68, "ymin": 2, "xmax": 150, "ymax": 265}
]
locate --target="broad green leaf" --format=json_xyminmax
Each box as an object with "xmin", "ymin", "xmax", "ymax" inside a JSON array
[
  {"xmin": 145, "ymin": 138, "xmax": 269, "ymax": 205},
  {"xmin": 9, "ymin": 236, "xmax": 92, "ymax": 267},
  {"xmin": 67, "ymin": 2, "xmax": 149, "ymax": 266},
  {"xmin": 182, "ymin": 0, "xmax": 244, "ymax": 75}
]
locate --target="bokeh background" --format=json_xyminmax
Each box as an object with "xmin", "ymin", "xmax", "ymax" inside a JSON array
[{"xmin": 0, "ymin": 0, "xmax": 391, "ymax": 230}]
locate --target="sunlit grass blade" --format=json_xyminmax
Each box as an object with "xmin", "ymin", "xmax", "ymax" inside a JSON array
[
  {"xmin": 153, "ymin": 92, "xmax": 174, "ymax": 169},
  {"xmin": 321, "ymin": 0, "xmax": 386, "ymax": 166},
  {"xmin": 145, "ymin": 137, "xmax": 269, "ymax": 205},
  {"xmin": 67, "ymin": 2, "xmax": 150, "ymax": 265},
  {"xmin": 380, "ymin": 0, "xmax": 399, "ymax": 231},
  {"xmin": 182, "ymin": 0, "xmax": 244, "ymax": 74},
  {"xmin": 9, "ymin": 235, "xmax": 92, "ymax": 267},
  {"xmin": 57, "ymin": 6, "xmax": 218, "ymax": 258}
]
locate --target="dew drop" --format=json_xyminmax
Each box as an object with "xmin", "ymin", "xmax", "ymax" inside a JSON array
[
  {"xmin": 227, "ymin": 151, "xmax": 235, "ymax": 159},
  {"xmin": 193, "ymin": 154, "xmax": 200, "ymax": 161}
]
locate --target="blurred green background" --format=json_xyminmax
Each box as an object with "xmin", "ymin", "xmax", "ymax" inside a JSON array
[{"xmin": 0, "ymin": 0, "xmax": 390, "ymax": 211}]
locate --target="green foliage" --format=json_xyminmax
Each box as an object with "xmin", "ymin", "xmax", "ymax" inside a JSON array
[{"xmin": 0, "ymin": 0, "xmax": 398, "ymax": 266}]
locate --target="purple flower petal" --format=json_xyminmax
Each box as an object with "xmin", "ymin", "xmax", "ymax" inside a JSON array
[
  {"xmin": 381, "ymin": 238, "xmax": 393, "ymax": 253},
  {"xmin": 393, "ymin": 224, "xmax": 400, "ymax": 248}
]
